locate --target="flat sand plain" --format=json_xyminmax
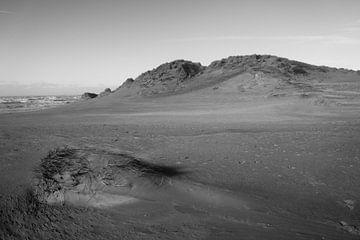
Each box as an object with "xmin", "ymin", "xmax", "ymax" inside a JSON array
[{"xmin": 1, "ymin": 94, "xmax": 360, "ymax": 240}]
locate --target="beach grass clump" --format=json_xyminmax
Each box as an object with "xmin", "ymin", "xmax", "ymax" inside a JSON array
[
  {"xmin": 32, "ymin": 146, "xmax": 186, "ymax": 206},
  {"xmin": 35, "ymin": 146, "xmax": 90, "ymax": 180},
  {"xmin": 33, "ymin": 146, "xmax": 91, "ymax": 204}
]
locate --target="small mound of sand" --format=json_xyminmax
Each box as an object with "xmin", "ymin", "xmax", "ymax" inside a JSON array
[{"xmin": 33, "ymin": 147, "xmax": 183, "ymax": 208}]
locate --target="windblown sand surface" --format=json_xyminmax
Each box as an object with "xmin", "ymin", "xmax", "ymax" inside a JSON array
[
  {"xmin": 1, "ymin": 91, "xmax": 360, "ymax": 240},
  {"xmin": 1, "ymin": 56, "xmax": 360, "ymax": 239}
]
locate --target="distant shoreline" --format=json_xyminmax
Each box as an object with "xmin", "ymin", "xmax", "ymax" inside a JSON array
[{"xmin": 0, "ymin": 95, "xmax": 80, "ymax": 114}]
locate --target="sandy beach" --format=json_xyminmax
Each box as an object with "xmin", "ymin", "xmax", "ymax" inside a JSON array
[{"xmin": 1, "ymin": 91, "xmax": 360, "ymax": 239}]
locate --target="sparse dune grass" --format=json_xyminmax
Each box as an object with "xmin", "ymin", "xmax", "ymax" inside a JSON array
[{"xmin": 32, "ymin": 147, "xmax": 186, "ymax": 207}]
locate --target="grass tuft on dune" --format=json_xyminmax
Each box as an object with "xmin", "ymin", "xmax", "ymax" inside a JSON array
[{"xmin": 32, "ymin": 146, "xmax": 186, "ymax": 206}]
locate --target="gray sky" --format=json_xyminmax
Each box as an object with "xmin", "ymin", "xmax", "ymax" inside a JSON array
[{"xmin": 1, "ymin": 0, "xmax": 360, "ymax": 96}]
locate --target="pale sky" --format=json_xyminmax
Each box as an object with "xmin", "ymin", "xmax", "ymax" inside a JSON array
[{"xmin": 1, "ymin": 0, "xmax": 360, "ymax": 96}]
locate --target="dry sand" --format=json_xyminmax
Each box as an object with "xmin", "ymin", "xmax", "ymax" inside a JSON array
[{"xmin": 1, "ymin": 93, "xmax": 360, "ymax": 239}]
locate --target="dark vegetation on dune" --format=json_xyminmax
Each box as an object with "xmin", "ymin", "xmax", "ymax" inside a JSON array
[
  {"xmin": 36, "ymin": 147, "xmax": 185, "ymax": 180},
  {"xmin": 81, "ymin": 92, "xmax": 98, "ymax": 99},
  {"xmin": 33, "ymin": 147, "xmax": 186, "ymax": 205},
  {"xmin": 98, "ymin": 88, "xmax": 112, "ymax": 97},
  {"xmin": 32, "ymin": 147, "xmax": 89, "ymax": 203},
  {"xmin": 33, "ymin": 147, "xmax": 186, "ymax": 199},
  {"xmin": 206, "ymin": 55, "xmax": 321, "ymax": 74}
]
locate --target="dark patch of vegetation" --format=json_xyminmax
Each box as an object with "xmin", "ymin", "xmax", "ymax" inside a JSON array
[
  {"xmin": 98, "ymin": 88, "xmax": 112, "ymax": 97},
  {"xmin": 35, "ymin": 147, "xmax": 77, "ymax": 180},
  {"xmin": 33, "ymin": 147, "xmax": 90, "ymax": 198},
  {"xmin": 81, "ymin": 92, "xmax": 98, "ymax": 99},
  {"xmin": 318, "ymin": 66, "xmax": 329, "ymax": 73},
  {"xmin": 292, "ymin": 66, "xmax": 308, "ymax": 75},
  {"xmin": 135, "ymin": 60, "xmax": 204, "ymax": 87},
  {"xmin": 33, "ymin": 147, "xmax": 188, "ymax": 203}
]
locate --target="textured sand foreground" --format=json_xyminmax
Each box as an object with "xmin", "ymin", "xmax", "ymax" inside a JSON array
[{"xmin": 1, "ymin": 95, "xmax": 360, "ymax": 239}]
